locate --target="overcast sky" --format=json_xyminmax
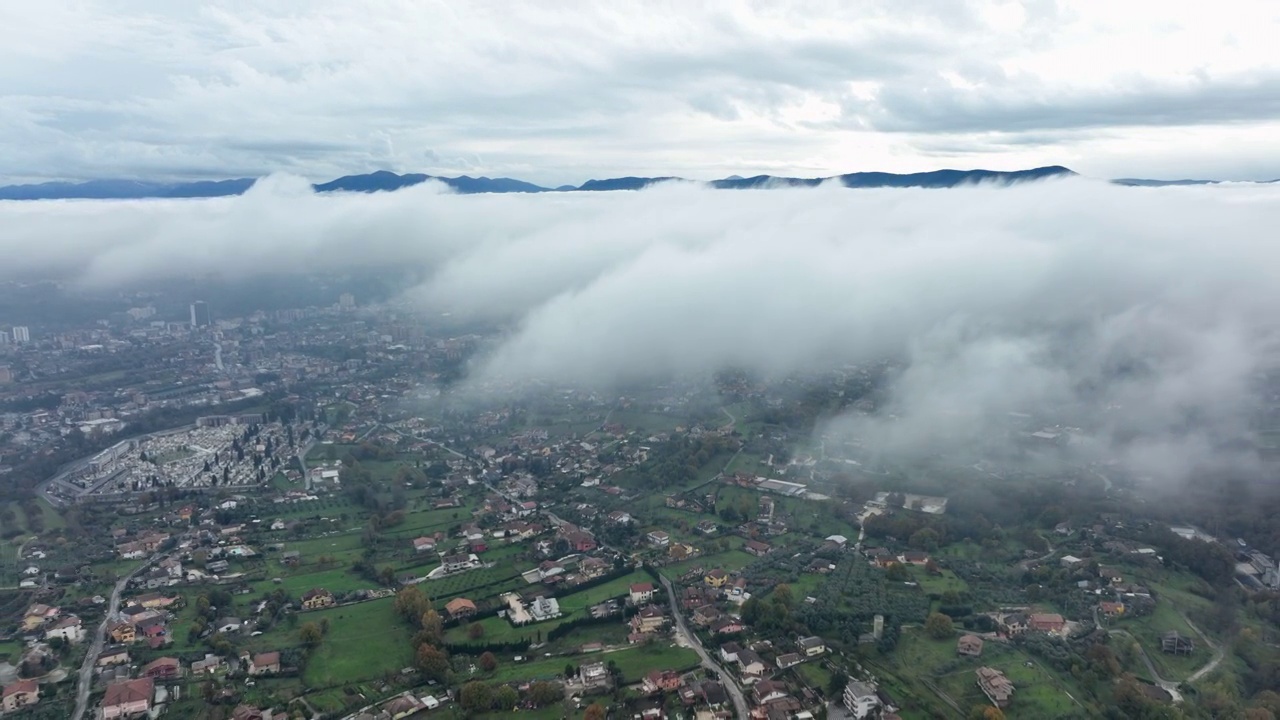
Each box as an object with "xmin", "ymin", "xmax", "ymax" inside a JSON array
[{"xmin": 3, "ymin": 1, "xmax": 1279, "ymax": 185}]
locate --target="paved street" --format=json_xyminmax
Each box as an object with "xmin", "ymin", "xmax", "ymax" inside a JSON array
[{"xmin": 658, "ymin": 575, "xmax": 749, "ymax": 719}]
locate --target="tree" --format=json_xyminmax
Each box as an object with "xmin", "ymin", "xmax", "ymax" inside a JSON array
[
  {"xmin": 394, "ymin": 586, "xmax": 430, "ymax": 623},
  {"xmin": 493, "ymin": 684, "xmax": 519, "ymax": 710},
  {"xmin": 418, "ymin": 609, "xmax": 444, "ymax": 645},
  {"xmin": 529, "ymin": 681, "xmax": 563, "ymax": 707},
  {"xmin": 468, "ymin": 622, "xmax": 485, "ymax": 640},
  {"xmin": 827, "ymin": 670, "xmax": 849, "ymax": 697},
  {"xmin": 479, "ymin": 651, "xmax": 498, "ymax": 672},
  {"xmin": 299, "ymin": 622, "xmax": 323, "ymax": 649},
  {"xmin": 459, "ymin": 681, "xmax": 493, "ymax": 712},
  {"xmin": 772, "ymin": 583, "xmax": 794, "ymax": 609},
  {"xmin": 909, "ymin": 527, "xmax": 940, "ymax": 551},
  {"xmin": 925, "ymin": 612, "xmax": 954, "ymax": 640},
  {"xmin": 416, "ymin": 643, "xmax": 451, "ymax": 682},
  {"xmin": 968, "ymin": 706, "xmax": 1005, "ymax": 720},
  {"xmin": 585, "ymin": 702, "xmax": 607, "ymax": 720}
]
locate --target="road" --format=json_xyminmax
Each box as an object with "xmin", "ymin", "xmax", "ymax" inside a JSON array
[
  {"xmin": 72, "ymin": 555, "xmax": 161, "ymax": 720},
  {"xmin": 1181, "ymin": 612, "xmax": 1226, "ymax": 683},
  {"xmin": 657, "ymin": 574, "xmax": 749, "ymax": 719}
]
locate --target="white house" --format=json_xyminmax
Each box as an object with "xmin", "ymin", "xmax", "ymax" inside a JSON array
[
  {"xmin": 843, "ymin": 681, "xmax": 881, "ymax": 719},
  {"xmin": 629, "ymin": 582, "xmax": 656, "ymax": 605},
  {"xmin": 45, "ymin": 616, "xmax": 85, "ymax": 644}
]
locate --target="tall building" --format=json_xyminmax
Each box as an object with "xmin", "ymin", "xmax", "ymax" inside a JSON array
[
  {"xmin": 11, "ymin": 326, "xmax": 29, "ymax": 343},
  {"xmin": 0, "ymin": 331, "xmax": 8, "ymax": 345},
  {"xmin": 190, "ymin": 301, "xmax": 211, "ymax": 328},
  {"xmin": 338, "ymin": 293, "xmax": 355, "ymax": 309}
]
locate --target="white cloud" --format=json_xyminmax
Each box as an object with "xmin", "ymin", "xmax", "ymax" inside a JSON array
[
  {"xmin": 2, "ymin": 177, "xmax": 1278, "ymax": 485},
  {"xmin": 2, "ymin": 1, "xmax": 1279, "ymax": 183}
]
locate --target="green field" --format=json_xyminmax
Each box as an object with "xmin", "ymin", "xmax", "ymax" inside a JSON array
[
  {"xmin": 908, "ymin": 565, "xmax": 969, "ymax": 596},
  {"xmin": 242, "ymin": 596, "xmax": 413, "ymax": 687},
  {"xmin": 660, "ymin": 549, "xmax": 756, "ymax": 580},
  {"xmin": 872, "ymin": 629, "xmax": 1089, "ymax": 719},
  {"xmin": 480, "ymin": 643, "xmax": 699, "ymax": 685}
]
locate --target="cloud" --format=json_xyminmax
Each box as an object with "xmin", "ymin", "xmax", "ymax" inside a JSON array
[
  {"xmin": 2, "ymin": 176, "xmax": 1278, "ymax": 480},
  {"xmin": 3, "ymin": 2, "xmax": 1280, "ymax": 183}
]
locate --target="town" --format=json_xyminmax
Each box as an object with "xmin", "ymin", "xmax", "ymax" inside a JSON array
[{"xmin": 0, "ymin": 281, "xmax": 1278, "ymax": 720}]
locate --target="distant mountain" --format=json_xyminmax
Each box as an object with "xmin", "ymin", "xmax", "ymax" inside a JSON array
[
  {"xmin": 1113, "ymin": 177, "xmax": 1279, "ymax": 187},
  {"xmin": 10, "ymin": 164, "xmax": 1265, "ymax": 200},
  {"xmin": 313, "ymin": 170, "xmax": 547, "ymax": 194},
  {"xmin": 0, "ymin": 177, "xmax": 255, "ymax": 200},
  {"xmin": 575, "ymin": 176, "xmax": 679, "ymax": 192}
]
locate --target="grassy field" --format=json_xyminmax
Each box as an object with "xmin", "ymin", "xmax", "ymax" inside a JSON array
[
  {"xmin": 0, "ymin": 639, "xmax": 22, "ymax": 663},
  {"xmin": 1, "ymin": 498, "xmax": 66, "ymax": 535},
  {"xmin": 250, "ymin": 564, "xmax": 383, "ymax": 598},
  {"xmin": 1115, "ymin": 601, "xmax": 1204, "ymax": 681},
  {"xmin": 874, "ymin": 629, "xmax": 1089, "ymax": 719},
  {"xmin": 241, "ymin": 596, "xmax": 413, "ymax": 687},
  {"xmin": 480, "ymin": 643, "xmax": 700, "ymax": 685},
  {"xmin": 908, "ymin": 565, "xmax": 969, "ymax": 595},
  {"xmin": 660, "ymin": 549, "xmax": 756, "ymax": 581},
  {"xmin": 555, "ymin": 571, "xmax": 652, "ymax": 614}
]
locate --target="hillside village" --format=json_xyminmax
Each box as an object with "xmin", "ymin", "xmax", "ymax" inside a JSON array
[{"xmin": 0, "ymin": 375, "xmax": 1278, "ymax": 720}]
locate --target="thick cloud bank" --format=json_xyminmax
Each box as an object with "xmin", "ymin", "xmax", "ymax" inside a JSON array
[{"xmin": 2, "ymin": 177, "xmax": 1278, "ymax": 479}]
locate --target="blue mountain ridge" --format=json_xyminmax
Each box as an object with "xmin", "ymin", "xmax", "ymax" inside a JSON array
[{"xmin": 1, "ymin": 165, "xmax": 1269, "ymax": 199}]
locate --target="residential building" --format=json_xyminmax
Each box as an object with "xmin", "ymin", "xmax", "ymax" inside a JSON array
[
  {"xmin": 704, "ymin": 569, "xmax": 729, "ymax": 588},
  {"xmin": 300, "ymin": 588, "xmax": 334, "ymax": 610},
  {"xmin": 248, "ymin": 651, "xmax": 281, "ymax": 675},
  {"xmin": 957, "ymin": 635, "xmax": 984, "ymax": 657},
  {"xmin": 798, "ymin": 636, "xmax": 826, "ymax": 657},
  {"xmin": 580, "ymin": 661, "xmax": 610, "ymax": 688},
  {"xmin": 11, "ymin": 326, "xmax": 29, "ymax": 344},
  {"xmin": 642, "ymin": 669, "xmax": 682, "ymax": 694},
  {"xmin": 736, "ymin": 649, "xmax": 767, "ymax": 683},
  {"xmin": 45, "ymin": 615, "xmax": 85, "ymax": 643},
  {"xmin": 647, "ymin": 530, "xmax": 670, "ymax": 547},
  {"xmin": 753, "ymin": 680, "xmax": 789, "ymax": 705},
  {"xmin": 445, "ymin": 598, "xmax": 477, "ymax": 620},
  {"xmin": 775, "ymin": 652, "xmax": 803, "ymax": 670},
  {"xmin": 630, "ymin": 605, "xmax": 666, "ymax": 634},
  {"xmin": 1028, "ymin": 613, "xmax": 1065, "ymax": 634},
  {"xmin": 976, "ymin": 667, "xmax": 1015, "ymax": 708},
  {"xmin": 1162, "ymin": 632, "xmax": 1195, "ymax": 655},
  {"xmin": 843, "ymin": 681, "xmax": 881, "ymax": 719},
  {"xmin": 101, "ymin": 677, "xmax": 154, "ymax": 719},
  {"xmin": 529, "ymin": 596, "xmax": 561, "ymax": 622},
  {"xmin": 744, "ymin": 540, "xmax": 772, "ymax": 557},
  {"xmin": 1, "ymin": 680, "xmax": 39, "ymax": 713},
  {"xmin": 108, "ymin": 622, "xmax": 136, "ymax": 644},
  {"xmin": 629, "ymin": 582, "xmax": 656, "ymax": 605},
  {"xmin": 142, "ymin": 657, "xmax": 182, "ymax": 679}
]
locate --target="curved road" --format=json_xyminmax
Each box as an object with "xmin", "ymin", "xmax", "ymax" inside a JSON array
[
  {"xmin": 72, "ymin": 556, "xmax": 159, "ymax": 720},
  {"xmin": 658, "ymin": 575, "xmax": 749, "ymax": 719}
]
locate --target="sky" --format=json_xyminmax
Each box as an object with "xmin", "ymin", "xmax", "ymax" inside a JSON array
[
  {"xmin": 2, "ymin": 176, "xmax": 1278, "ymax": 480},
  {"xmin": 2, "ymin": 1, "xmax": 1280, "ymax": 185}
]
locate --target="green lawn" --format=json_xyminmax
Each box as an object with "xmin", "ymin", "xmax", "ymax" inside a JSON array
[
  {"xmin": 250, "ymin": 564, "xmax": 383, "ymax": 598},
  {"xmin": 660, "ymin": 549, "xmax": 756, "ymax": 580},
  {"xmin": 908, "ymin": 565, "xmax": 969, "ymax": 596},
  {"xmin": 297, "ymin": 597, "xmax": 413, "ymax": 686},
  {"xmin": 1115, "ymin": 601, "xmax": 1204, "ymax": 681},
  {"xmin": 555, "ymin": 571, "xmax": 651, "ymax": 613},
  {"xmin": 480, "ymin": 643, "xmax": 699, "ymax": 685},
  {"xmin": 877, "ymin": 629, "xmax": 1090, "ymax": 719}
]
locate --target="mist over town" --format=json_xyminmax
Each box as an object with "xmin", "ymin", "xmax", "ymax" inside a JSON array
[{"xmin": 3, "ymin": 2, "xmax": 1280, "ymax": 720}]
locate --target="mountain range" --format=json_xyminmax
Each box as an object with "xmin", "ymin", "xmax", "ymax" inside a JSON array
[{"xmin": 0, "ymin": 166, "xmax": 1271, "ymax": 200}]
